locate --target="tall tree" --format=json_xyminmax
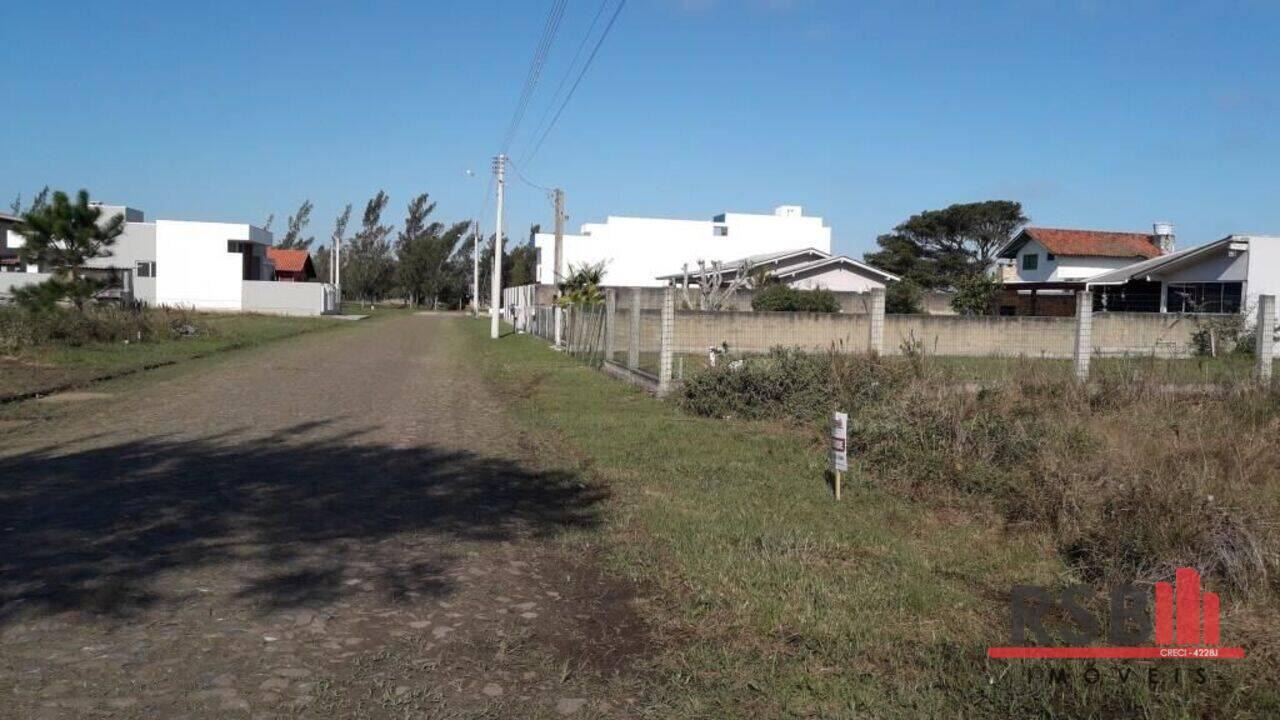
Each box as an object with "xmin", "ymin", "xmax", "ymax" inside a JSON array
[
  {"xmin": 261, "ymin": 213, "xmax": 274, "ymax": 233},
  {"xmin": 343, "ymin": 191, "xmax": 395, "ymax": 303},
  {"xmin": 277, "ymin": 199, "xmax": 315, "ymax": 250},
  {"xmin": 8, "ymin": 186, "xmax": 49, "ymax": 216},
  {"xmin": 13, "ymin": 189, "xmax": 124, "ymax": 310},
  {"xmin": 865, "ymin": 200, "xmax": 1027, "ymax": 290},
  {"xmin": 395, "ymin": 193, "xmax": 471, "ymax": 307}
]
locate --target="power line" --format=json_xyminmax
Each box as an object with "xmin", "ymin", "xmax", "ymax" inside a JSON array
[
  {"xmin": 523, "ymin": 0, "xmax": 628, "ymax": 167},
  {"xmin": 520, "ymin": 0, "xmax": 611, "ymax": 160},
  {"xmin": 500, "ymin": 0, "xmax": 569, "ymax": 155}
]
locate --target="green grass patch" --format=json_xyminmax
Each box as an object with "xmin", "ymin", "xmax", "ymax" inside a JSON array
[
  {"xmin": 1, "ymin": 311, "xmax": 336, "ymax": 400},
  {"xmin": 469, "ymin": 319, "xmax": 1280, "ymax": 718}
]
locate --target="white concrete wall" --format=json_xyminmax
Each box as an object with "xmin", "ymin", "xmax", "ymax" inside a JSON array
[
  {"xmin": 1013, "ymin": 239, "xmax": 1135, "ymax": 282},
  {"xmin": 534, "ymin": 206, "xmax": 833, "ymax": 287},
  {"xmin": 0, "ymin": 272, "xmax": 54, "ymax": 297},
  {"xmin": 82, "ymin": 222, "xmax": 158, "ymax": 303},
  {"xmin": 242, "ymin": 280, "xmax": 336, "ymax": 316},
  {"xmin": 155, "ymin": 220, "xmax": 256, "ymax": 310},
  {"xmin": 1243, "ymin": 235, "xmax": 1280, "ymax": 322}
]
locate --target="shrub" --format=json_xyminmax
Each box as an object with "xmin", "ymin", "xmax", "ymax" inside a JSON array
[
  {"xmin": 750, "ymin": 285, "xmax": 840, "ymax": 313},
  {"xmin": 681, "ymin": 350, "xmax": 1280, "ymax": 599},
  {"xmin": 679, "ymin": 347, "xmax": 832, "ymax": 420},
  {"xmin": 949, "ymin": 273, "xmax": 1000, "ymax": 315},
  {"xmin": 0, "ymin": 304, "xmax": 209, "ymax": 353},
  {"xmin": 885, "ymin": 279, "xmax": 923, "ymax": 314}
]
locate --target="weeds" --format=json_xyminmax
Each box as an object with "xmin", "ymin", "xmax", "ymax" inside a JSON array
[{"xmin": 0, "ymin": 304, "xmax": 210, "ymax": 353}]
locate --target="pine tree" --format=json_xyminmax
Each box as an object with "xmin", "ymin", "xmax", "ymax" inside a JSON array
[
  {"xmin": 277, "ymin": 199, "xmax": 315, "ymax": 250},
  {"xmin": 13, "ymin": 189, "xmax": 124, "ymax": 311}
]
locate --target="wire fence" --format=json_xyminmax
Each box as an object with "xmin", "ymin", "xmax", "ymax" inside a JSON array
[{"xmin": 520, "ymin": 289, "xmax": 1278, "ymax": 391}]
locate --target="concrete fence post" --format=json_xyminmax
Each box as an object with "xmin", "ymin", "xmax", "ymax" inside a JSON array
[
  {"xmin": 1073, "ymin": 290, "xmax": 1094, "ymax": 382},
  {"xmin": 554, "ymin": 306, "xmax": 564, "ymax": 349},
  {"xmin": 628, "ymin": 287, "xmax": 642, "ymax": 370},
  {"xmin": 658, "ymin": 284, "xmax": 675, "ymax": 396},
  {"xmin": 604, "ymin": 289, "xmax": 616, "ymax": 364},
  {"xmin": 1256, "ymin": 295, "xmax": 1276, "ymax": 385},
  {"xmin": 868, "ymin": 288, "xmax": 886, "ymax": 354}
]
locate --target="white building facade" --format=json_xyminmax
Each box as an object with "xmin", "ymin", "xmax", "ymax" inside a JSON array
[
  {"xmin": 534, "ymin": 205, "xmax": 833, "ymax": 287},
  {"xmin": 1, "ymin": 204, "xmax": 336, "ymax": 315}
]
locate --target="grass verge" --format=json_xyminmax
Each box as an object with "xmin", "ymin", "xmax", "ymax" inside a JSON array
[
  {"xmin": 0, "ymin": 312, "xmax": 337, "ymax": 401},
  {"xmin": 469, "ymin": 319, "xmax": 1279, "ymax": 718}
]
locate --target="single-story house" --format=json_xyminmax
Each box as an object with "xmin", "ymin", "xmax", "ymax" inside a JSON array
[
  {"xmin": 266, "ymin": 248, "xmax": 317, "ymax": 282},
  {"xmin": 995, "ymin": 225, "xmax": 1172, "ymax": 316},
  {"xmin": 655, "ymin": 247, "xmax": 899, "ymax": 292},
  {"xmin": 1087, "ymin": 234, "xmax": 1280, "ymax": 318}
]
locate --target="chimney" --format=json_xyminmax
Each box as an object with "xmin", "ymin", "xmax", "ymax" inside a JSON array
[{"xmin": 1152, "ymin": 222, "xmax": 1175, "ymax": 254}]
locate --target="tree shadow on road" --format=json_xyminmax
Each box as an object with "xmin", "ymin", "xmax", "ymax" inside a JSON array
[{"xmin": 0, "ymin": 422, "xmax": 603, "ymax": 624}]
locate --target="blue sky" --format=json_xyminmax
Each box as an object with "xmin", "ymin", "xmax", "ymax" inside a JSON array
[{"xmin": 2, "ymin": 0, "xmax": 1277, "ymax": 258}]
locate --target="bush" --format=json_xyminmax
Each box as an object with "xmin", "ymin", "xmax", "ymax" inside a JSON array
[
  {"xmin": 0, "ymin": 304, "xmax": 209, "ymax": 353},
  {"xmin": 681, "ymin": 350, "xmax": 1280, "ymax": 599},
  {"xmin": 885, "ymin": 279, "xmax": 923, "ymax": 314},
  {"xmin": 679, "ymin": 347, "xmax": 833, "ymax": 420},
  {"xmin": 750, "ymin": 285, "xmax": 840, "ymax": 313}
]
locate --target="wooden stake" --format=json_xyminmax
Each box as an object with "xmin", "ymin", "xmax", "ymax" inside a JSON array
[{"xmin": 835, "ymin": 470, "xmax": 842, "ymax": 501}]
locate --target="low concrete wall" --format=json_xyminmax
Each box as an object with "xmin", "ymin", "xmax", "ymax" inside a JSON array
[
  {"xmin": 673, "ymin": 310, "xmax": 872, "ymax": 354},
  {"xmin": 885, "ymin": 315, "xmax": 1076, "ymax": 358},
  {"xmin": 242, "ymin": 281, "xmax": 337, "ymax": 316},
  {"xmin": 0, "ymin": 272, "xmax": 54, "ymax": 298},
  {"xmin": 624, "ymin": 310, "xmax": 1200, "ymax": 359},
  {"xmin": 1092, "ymin": 312, "xmax": 1197, "ymax": 358}
]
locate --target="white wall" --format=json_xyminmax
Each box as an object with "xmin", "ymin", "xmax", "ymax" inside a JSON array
[
  {"xmin": 242, "ymin": 280, "xmax": 336, "ymax": 316},
  {"xmin": 155, "ymin": 220, "xmax": 256, "ymax": 310},
  {"xmin": 1243, "ymin": 235, "xmax": 1280, "ymax": 321},
  {"xmin": 534, "ymin": 206, "xmax": 833, "ymax": 287},
  {"xmin": 1013, "ymin": 239, "xmax": 1136, "ymax": 282},
  {"xmin": 788, "ymin": 266, "xmax": 885, "ymax": 292}
]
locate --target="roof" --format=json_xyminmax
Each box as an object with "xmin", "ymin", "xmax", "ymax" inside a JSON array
[
  {"xmin": 655, "ymin": 248, "xmax": 831, "ymax": 281},
  {"xmin": 770, "ymin": 256, "xmax": 900, "ymax": 283},
  {"xmin": 1085, "ymin": 236, "xmax": 1237, "ymax": 286},
  {"xmin": 0, "ymin": 212, "xmax": 19, "ymax": 224},
  {"xmin": 1000, "ymin": 227, "xmax": 1162, "ymax": 260},
  {"xmin": 266, "ymin": 248, "xmax": 312, "ymax": 274}
]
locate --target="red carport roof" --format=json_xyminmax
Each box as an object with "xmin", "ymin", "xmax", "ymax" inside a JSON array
[{"xmin": 266, "ymin": 248, "xmax": 311, "ymax": 273}]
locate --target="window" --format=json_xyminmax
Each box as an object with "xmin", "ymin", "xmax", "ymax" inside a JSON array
[
  {"xmin": 1046, "ymin": 253, "xmax": 1056, "ymax": 261},
  {"xmin": 1166, "ymin": 282, "xmax": 1243, "ymax": 313},
  {"xmin": 1021, "ymin": 253, "xmax": 1039, "ymax": 271},
  {"xmin": 713, "ymin": 225, "xmax": 728, "ymax": 237},
  {"xmin": 135, "ymin": 261, "xmax": 156, "ymax": 278}
]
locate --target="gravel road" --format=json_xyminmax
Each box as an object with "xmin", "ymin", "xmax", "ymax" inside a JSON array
[{"xmin": 0, "ymin": 314, "xmax": 650, "ymax": 719}]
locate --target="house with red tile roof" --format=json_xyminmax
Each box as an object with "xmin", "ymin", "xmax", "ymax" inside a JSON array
[
  {"xmin": 266, "ymin": 248, "xmax": 317, "ymax": 282},
  {"xmin": 994, "ymin": 224, "xmax": 1174, "ymax": 315}
]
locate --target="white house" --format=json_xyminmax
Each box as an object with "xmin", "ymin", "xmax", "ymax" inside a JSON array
[
  {"xmin": 997, "ymin": 225, "xmax": 1169, "ymax": 283},
  {"xmin": 1087, "ymin": 234, "xmax": 1280, "ymax": 318},
  {"xmin": 534, "ymin": 205, "xmax": 833, "ymax": 287},
  {"xmin": 1, "ymin": 203, "xmax": 336, "ymax": 316},
  {"xmin": 655, "ymin": 247, "xmax": 898, "ymax": 292}
]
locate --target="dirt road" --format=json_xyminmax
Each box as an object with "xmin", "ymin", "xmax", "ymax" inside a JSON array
[{"xmin": 0, "ymin": 314, "xmax": 650, "ymax": 719}]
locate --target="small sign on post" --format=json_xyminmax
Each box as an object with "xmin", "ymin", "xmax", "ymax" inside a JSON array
[{"xmin": 830, "ymin": 411, "xmax": 848, "ymax": 500}]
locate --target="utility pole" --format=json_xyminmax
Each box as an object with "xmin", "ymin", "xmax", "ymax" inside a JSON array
[
  {"xmin": 471, "ymin": 219, "xmax": 480, "ymax": 317},
  {"xmin": 553, "ymin": 188, "xmax": 565, "ymax": 286},
  {"xmin": 490, "ymin": 154, "xmax": 505, "ymax": 339},
  {"xmin": 333, "ymin": 234, "xmax": 341, "ymax": 307},
  {"xmin": 553, "ymin": 187, "xmax": 565, "ymax": 348}
]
